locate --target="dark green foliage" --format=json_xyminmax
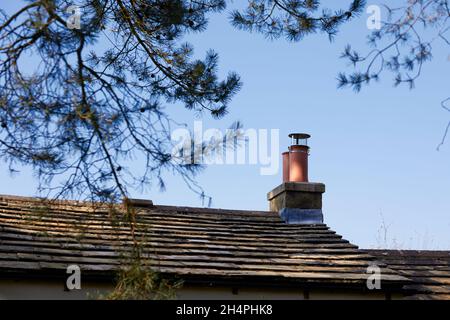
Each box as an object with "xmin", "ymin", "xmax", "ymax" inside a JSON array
[
  {"xmin": 338, "ymin": 1, "xmax": 448, "ymax": 92},
  {"xmin": 0, "ymin": 0, "xmax": 240, "ymax": 201},
  {"xmin": 106, "ymin": 255, "xmax": 182, "ymax": 300},
  {"xmin": 230, "ymin": 0, "xmax": 366, "ymax": 41}
]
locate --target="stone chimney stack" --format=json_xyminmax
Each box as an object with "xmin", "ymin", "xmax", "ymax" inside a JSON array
[{"xmin": 267, "ymin": 133, "xmax": 325, "ymax": 224}]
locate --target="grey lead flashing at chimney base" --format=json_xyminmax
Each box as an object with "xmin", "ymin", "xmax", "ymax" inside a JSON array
[
  {"xmin": 279, "ymin": 208, "xmax": 323, "ymax": 224},
  {"xmin": 267, "ymin": 182, "xmax": 325, "ymax": 225}
]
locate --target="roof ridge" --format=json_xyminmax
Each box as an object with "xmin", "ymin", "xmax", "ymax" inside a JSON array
[
  {"xmin": 0, "ymin": 194, "xmax": 94, "ymax": 207},
  {"xmin": 0, "ymin": 193, "xmax": 279, "ymax": 216},
  {"xmin": 151, "ymin": 205, "xmax": 276, "ymax": 216},
  {"xmin": 366, "ymin": 249, "xmax": 450, "ymax": 254}
]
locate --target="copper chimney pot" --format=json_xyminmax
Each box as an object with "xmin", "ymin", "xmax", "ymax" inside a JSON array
[
  {"xmin": 282, "ymin": 152, "xmax": 290, "ymax": 182},
  {"xmin": 282, "ymin": 133, "xmax": 311, "ymax": 183}
]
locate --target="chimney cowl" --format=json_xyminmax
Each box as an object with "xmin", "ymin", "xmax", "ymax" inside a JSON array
[{"xmin": 288, "ymin": 133, "xmax": 310, "ymax": 146}]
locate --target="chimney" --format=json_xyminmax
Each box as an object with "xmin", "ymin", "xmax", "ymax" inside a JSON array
[{"xmin": 267, "ymin": 133, "xmax": 325, "ymax": 224}]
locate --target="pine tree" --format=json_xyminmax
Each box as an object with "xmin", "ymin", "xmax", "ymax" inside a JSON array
[{"xmin": 0, "ymin": 0, "xmax": 363, "ymax": 201}]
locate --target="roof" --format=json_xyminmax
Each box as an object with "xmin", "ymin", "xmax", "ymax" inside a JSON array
[
  {"xmin": 367, "ymin": 249, "xmax": 450, "ymax": 300},
  {"xmin": 0, "ymin": 194, "xmax": 410, "ymax": 292}
]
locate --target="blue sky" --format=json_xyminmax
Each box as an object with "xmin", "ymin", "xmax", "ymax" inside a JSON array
[{"xmin": 1, "ymin": 1, "xmax": 449, "ymax": 249}]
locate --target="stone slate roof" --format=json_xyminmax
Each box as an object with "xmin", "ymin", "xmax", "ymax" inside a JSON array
[
  {"xmin": 0, "ymin": 194, "xmax": 419, "ymax": 294},
  {"xmin": 367, "ymin": 249, "xmax": 450, "ymax": 300}
]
